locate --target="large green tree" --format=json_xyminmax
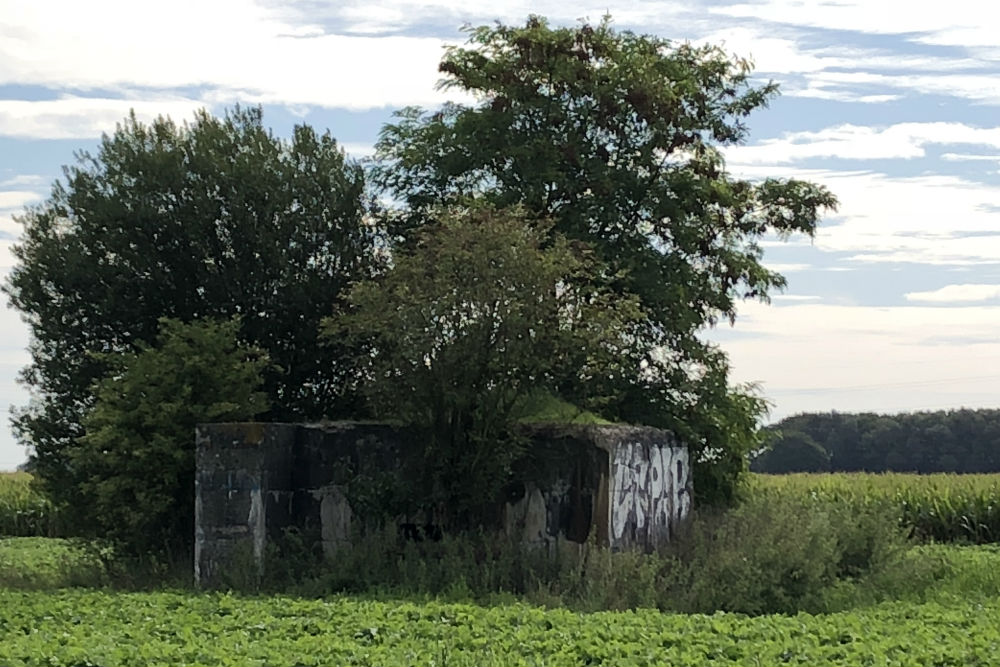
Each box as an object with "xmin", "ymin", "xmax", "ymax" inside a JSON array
[
  {"xmin": 5, "ymin": 107, "xmax": 377, "ymax": 505},
  {"xmin": 373, "ymin": 17, "xmax": 838, "ymax": 502}
]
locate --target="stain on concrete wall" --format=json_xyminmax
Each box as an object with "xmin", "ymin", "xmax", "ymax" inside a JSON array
[{"xmin": 313, "ymin": 485, "xmax": 352, "ymax": 558}]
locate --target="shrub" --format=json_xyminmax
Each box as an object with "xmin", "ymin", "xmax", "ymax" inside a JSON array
[{"xmin": 69, "ymin": 317, "xmax": 270, "ymax": 559}]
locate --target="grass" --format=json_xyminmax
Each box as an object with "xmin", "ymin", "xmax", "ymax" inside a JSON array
[
  {"xmin": 0, "ymin": 537, "xmax": 107, "ymax": 589},
  {"xmin": 512, "ymin": 390, "xmax": 613, "ymax": 425}
]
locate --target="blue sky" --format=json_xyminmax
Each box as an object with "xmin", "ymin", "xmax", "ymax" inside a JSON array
[{"xmin": 1, "ymin": 0, "xmax": 999, "ymax": 468}]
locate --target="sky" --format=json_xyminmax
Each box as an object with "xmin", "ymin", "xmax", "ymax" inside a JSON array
[{"xmin": 1, "ymin": 0, "xmax": 999, "ymax": 468}]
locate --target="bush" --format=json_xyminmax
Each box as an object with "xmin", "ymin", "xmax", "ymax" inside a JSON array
[
  {"xmin": 69, "ymin": 317, "xmax": 270, "ymax": 559},
  {"xmin": 669, "ymin": 496, "xmax": 907, "ymax": 614},
  {"xmin": 249, "ymin": 494, "xmax": 908, "ymax": 615}
]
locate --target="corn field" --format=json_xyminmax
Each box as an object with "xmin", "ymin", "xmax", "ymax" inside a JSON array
[
  {"xmin": 753, "ymin": 472, "xmax": 1000, "ymax": 544},
  {"xmin": 0, "ymin": 473, "xmax": 57, "ymax": 537}
]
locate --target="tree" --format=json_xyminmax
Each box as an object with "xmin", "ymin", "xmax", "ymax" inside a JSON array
[
  {"xmin": 373, "ymin": 16, "xmax": 838, "ymax": 503},
  {"xmin": 324, "ymin": 205, "xmax": 645, "ymax": 528},
  {"xmin": 5, "ymin": 107, "xmax": 378, "ymax": 507},
  {"xmin": 74, "ymin": 317, "xmax": 270, "ymax": 558},
  {"xmin": 752, "ymin": 430, "xmax": 830, "ymax": 473}
]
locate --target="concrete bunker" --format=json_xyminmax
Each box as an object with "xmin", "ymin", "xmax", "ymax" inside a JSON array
[{"xmin": 195, "ymin": 421, "xmax": 691, "ymax": 586}]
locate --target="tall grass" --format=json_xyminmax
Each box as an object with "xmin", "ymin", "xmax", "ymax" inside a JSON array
[
  {"xmin": 0, "ymin": 472, "xmax": 58, "ymax": 537},
  {"xmin": 754, "ymin": 472, "xmax": 1000, "ymax": 544}
]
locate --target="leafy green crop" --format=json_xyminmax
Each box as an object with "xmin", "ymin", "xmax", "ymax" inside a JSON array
[
  {"xmin": 0, "ymin": 587, "xmax": 998, "ymax": 666},
  {"xmin": 754, "ymin": 472, "xmax": 1000, "ymax": 544}
]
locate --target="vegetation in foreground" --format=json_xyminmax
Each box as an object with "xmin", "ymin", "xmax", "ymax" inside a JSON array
[
  {"xmin": 4, "ymin": 470, "xmax": 1000, "ymax": 665},
  {"xmin": 1, "ymin": 537, "xmax": 998, "ymax": 666}
]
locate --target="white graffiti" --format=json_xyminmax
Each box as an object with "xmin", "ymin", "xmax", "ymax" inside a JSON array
[{"xmin": 610, "ymin": 443, "xmax": 690, "ymax": 548}]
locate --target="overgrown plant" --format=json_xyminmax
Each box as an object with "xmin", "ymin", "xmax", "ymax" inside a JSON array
[
  {"xmin": 324, "ymin": 205, "xmax": 645, "ymax": 529},
  {"xmin": 5, "ymin": 106, "xmax": 378, "ymax": 513}
]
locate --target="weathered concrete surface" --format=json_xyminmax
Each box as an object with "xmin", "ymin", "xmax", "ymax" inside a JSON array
[
  {"xmin": 510, "ymin": 424, "xmax": 691, "ymax": 551},
  {"xmin": 194, "ymin": 422, "xmax": 298, "ymax": 586},
  {"xmin": 195, "ymin": 421, "xmax": 691, "ymax": 586}
]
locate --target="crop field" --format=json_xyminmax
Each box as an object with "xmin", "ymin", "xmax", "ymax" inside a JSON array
[
  {"xmin": 0, "ymin": 472, "xmax": 56, "ymax": 537},
  {"xmin": 753, "ymin": 472, "xmax": 1000, "ymax": 543},
  {"xmin": 5, "ymin": 473, "xmax": 1000, "ymax": 665},
  {"xmin": 0, "ymin": 536, "xmax": 999, "ymax": 666},
  {"xmin": 0, "ymin": 579, "xmax": 998, "ymax": 666}
]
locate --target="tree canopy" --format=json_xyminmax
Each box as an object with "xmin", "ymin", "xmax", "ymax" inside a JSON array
[
  {"xmin": 5, "ymin": 107, "xmax": 378, "ymax": 504},
  {"xmin": 373, "ymin": 16, "xmax": 837, "ymax": 502},
  {"xmin": 756, "ymin": 410, "xmax": 1000, "ymax": 474}
]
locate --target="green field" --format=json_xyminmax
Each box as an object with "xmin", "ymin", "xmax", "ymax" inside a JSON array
[
  {"xmin": 0, "ymin": 584, "xmax": 997, "ymax": 667},
  {"xmin": 5, "ymin": 473, "xmax": 1000, "ymax": 665},
  {"xmin": 0, "ymin": 535, "xmax": 999, "ymax": 666},
  {"xmin": 753, "ymin": 472, "xmax": 1000, "ymax": 543}
]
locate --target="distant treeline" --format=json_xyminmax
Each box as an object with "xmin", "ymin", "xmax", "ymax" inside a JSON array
[{"xmin": 753, "ymin": 409, "xmax": 1000, "ymax": 474}]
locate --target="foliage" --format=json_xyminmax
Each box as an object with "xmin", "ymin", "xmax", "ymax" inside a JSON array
[
  {"xmin": 752, "ymin": 429, "xmax": 831, "ymax": 473},
  {"xmin": 252, "ymin": 496, "xmax": 904, "ymax": 616},
  {"xmin": 512, "ymin": 390, "xmax": 613, "ymax": 425},
  {"xmin": 758, "ymin": 409, "xmax": 1000, "ymax": 473},
  {"xmin": 671, "ymin": 496, "xmax": 906, "ymax": 614},
  {"xmin": 0, "ymin": 537, "xmax": 106, "ymax": 589},
  {"xmin": 0, "ymin": 473, "xmax": 57, "ymax": 537},
  {"xmin": 324, "ymin": 205, "xmax": 645, "ymax": 528},
  {"xmin": 4, "ymin": 549, "xmax": 1000, "ymax": 667},
  {"xmin": 4, "ymin": 106, "xmax": 377, "ymax": 508},
  {"xmin": 373, "ymin": 16, "xmax": 837, "ymax": 504},
  {"xmin": 754, "ymin": 472, "xmax": 1000, "ymax": 544},
  {"xmin": 71, "ymin": 317, "xmax": 270, "ymax": 557}
]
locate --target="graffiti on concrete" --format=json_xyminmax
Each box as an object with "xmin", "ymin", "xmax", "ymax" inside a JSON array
[
  {"xmin": 610, "ymin": 443, "xmax": 690, "ymax": 548},
  {"xmin": 504, "ymin": 483, "xmax": 549, "ymax": 545}
]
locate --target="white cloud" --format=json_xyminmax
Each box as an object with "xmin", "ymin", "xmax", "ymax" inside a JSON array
[
  {"xmin": 0, "ymin": 213, "xmax": 20, "ymax": 239},
  {"xmin": 942, "ymin": 153, "xmax": 1000, "ymax": 162},
  {"xmin": 727, "ymin": 164, "xmax": 1000, "ymax": 266},
  {"xmin": 725, "ymin": 122, "xmax": 1000, "ymax": 165},
  {"xmin": 770, "ymin": 294, "xmax": 820, "ymax": 301},
  {"xmin": 0, "ymin": 175, "xmax": 45, "ymax": 188},
  {"xmin": 0, "ymin": 1, "xmax": 455, "ymax": 115},
  {"xmin": 709, "ymin": 300, "xmax": 1000, "ymax": 420},
  {"xmin": 766, "ymin": 263, "xmax": 810, "ymax": 272},
  {"xmin": 0, "ymin": 190, "xmax": 41, "ymax": 209},
  {"xmin": 0, "ymin": 97, "xmax": 209, "ymax": 139},
  {"xmin": 712, "ymin": 1, "xmax": 1000, "ymax": 46},
  {"xmin": 905, "ymin": 284, "xmax": 1000, "ymax": 303},
  {"xmin": 340, "ymin": 142, "xmax": 376, "ymax": 158},
  {"xmin": 803, "ymin": 71, "xmax": 1000, "ymax": 106}
]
